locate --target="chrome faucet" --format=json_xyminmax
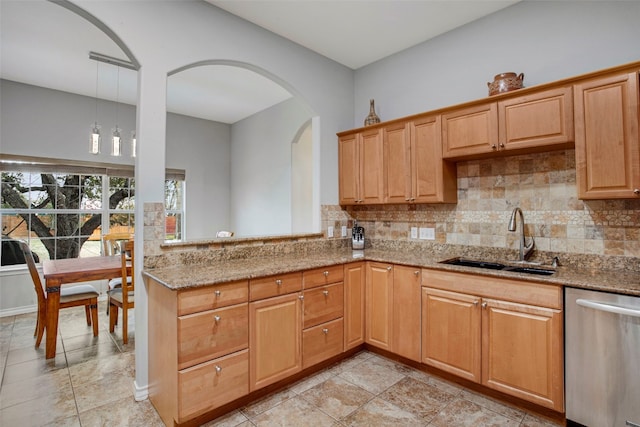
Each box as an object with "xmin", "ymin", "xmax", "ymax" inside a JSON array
[{"xmin": 508, "ymin": 207, "xmax": 535, "ymax": 261}]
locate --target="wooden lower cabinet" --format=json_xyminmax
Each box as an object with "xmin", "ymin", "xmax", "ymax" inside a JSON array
[
  {"xmin": 303, "ymin": 317, "xmax": 344, "ymax": 369},
  {"xmin": 391, "ymin": 265, "xmax": 421, "ymax": 362},
  {"xmin": 482, "ymin": 298, "xmax": 563, "ymax": 411},
  {"xmin": 177, "ymin": 350, "xmax": 249, "ymax": 421},
  {"xmin": 344, "ymin": 262, "xmax": 365, "ymax": 350},
  {"xmin": 249, "ymin": 292, "xmax": 302, "ymax": 392},
  {"xmin": 365, "ymin": 262, "xmax": 393, "ymax": 350},
  {"xmin": 421, "ymin": 269, "xmax": 564, "ymax": 412},
  {"xmin": 422, "ymin": 287, "xmax": 481, "ymax": 382}
]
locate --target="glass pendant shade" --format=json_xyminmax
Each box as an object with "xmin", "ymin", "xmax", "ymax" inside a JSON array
[
  {"xmin": 90, "ymin": 123, "xmax": 101, "ymax": 154},
  {"xmin": 111, "ymin": 128, "xmax": 122, "ymax": 156}
]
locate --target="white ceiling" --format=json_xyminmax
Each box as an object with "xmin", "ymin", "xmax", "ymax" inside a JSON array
[{"xmin": 0, "ymin": 0, "xmax": 519, "ymax": 124}]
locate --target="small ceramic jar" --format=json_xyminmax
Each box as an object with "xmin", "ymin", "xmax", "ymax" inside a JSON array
[{"xmin": 488, "ymin": 72, "xmax": 524, "ymax": 96}]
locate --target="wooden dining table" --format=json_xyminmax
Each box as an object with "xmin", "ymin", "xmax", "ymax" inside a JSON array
[{"xmin": 42, "ymin": 256, "xmax": 131, "ymax": 359}]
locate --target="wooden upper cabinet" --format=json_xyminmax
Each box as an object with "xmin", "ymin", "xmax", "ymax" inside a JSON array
[
  {"xmin": 383, "ymin": 116, "xmax": 457, "ymax": 204},
  {"xmin": 574, "ymin": 71, "xmax": 640, "ymax": 199},
  {"xmin": 442, "ymin": 103, "xmax": 498, "ymax": 158},
  {"xmin": 443, "ymin": 86, "xmax": 573, "ymax": 159},
  {"xmin": 498, "ymin": 86, "xmax": 574, "ymax": 150},
  {"xmin": 338, "ymin": 128, "xmax": 384, "ymax": 205}
]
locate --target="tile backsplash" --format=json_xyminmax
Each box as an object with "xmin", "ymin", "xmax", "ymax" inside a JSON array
[{"xmin": 323, "ymin": 149, "xmax": 640, "ymax": 259}]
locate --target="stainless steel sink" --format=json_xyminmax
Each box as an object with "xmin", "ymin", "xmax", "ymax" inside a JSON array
[{"xmin": 440, "ymin": 257, "xmax": 555, "ymax": 276}]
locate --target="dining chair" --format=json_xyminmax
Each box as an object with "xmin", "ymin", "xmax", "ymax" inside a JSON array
[
  {"xmin": 18, "ymin": 241, "xmax": 99, "ymax": 348},
  {"xmin": 109, "ymin": 240, "xmax": 134, "ymax": 344},
  {"xmin": 102, "ymin": 232, "xmax": 133, "ymax": 313}
]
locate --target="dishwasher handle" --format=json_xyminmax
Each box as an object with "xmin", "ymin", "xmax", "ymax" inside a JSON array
[{"xmin": 576, "ymin": 298, "xmax": 640, "ymax": 318}]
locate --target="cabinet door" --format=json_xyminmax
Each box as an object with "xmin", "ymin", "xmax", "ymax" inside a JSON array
[
  {"xmin": 498, "ymin": 86, "xmax": 574, "ymax": 151},
  {"xmin": 338, "ymin": 133, "xmax": 360, "ymax": 205},
  {"xmin": 481, "ymin": 298, "xmax": 564, "ymax": 412},
  {"xmin": 344, "ymin": 262, "xmax": 365, "ymax": 350},
  {"xmin": 392, "ymin": 266, "xmax": 421, "ymax": 362},
  {"xmin": 365, "ymin": 262, "xmax": 393, "ymax": 350},
  {"xmin": 383, "ymin": 122, "xmax": 412, "ymax": 203},
  {"xmin": 360, "ymin": 128, "xmax": 385, "ymax": 204},
  {"xmin": 574, "ymin": 71, "xmax": 640, "ymax": 199},
  {"xmin": 422, "ymin": 287, "xmax": 481, "ymax": 383},
  {"xmin": 442, "ymin": 103, "xmax": 498, "ymax": 159},
  {"xmin": 412, "ymin": 115, "xmax": 457, "ymax": 203},
  {"xmin": 249, "ymin": 293, "xmax": 302, "ymax": 391}
]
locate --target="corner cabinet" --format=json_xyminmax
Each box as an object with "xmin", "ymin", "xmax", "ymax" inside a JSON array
[
  {"xmin": 383, "ymin": 116, "xmax": 457, "ymax": 204},
  {"xmin": 421, "ymin": 269, "xmax": 564, "ymax": 412},
  {"xmin": 338, "ymin": 128, "xmax": 384, "ymax": 205},
  {"xmin": 574, "ymin": 70, "xmax": 640, "ymax": 199},
  {"xmin": 344, "ymin": 262, "xmax": 365, "ymax": 350},
  {"xmin": 442, "ymin": 86, "xmax": 574, "ymax": 159}
]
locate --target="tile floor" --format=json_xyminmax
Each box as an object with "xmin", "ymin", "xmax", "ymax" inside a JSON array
[{"xmin": 1, "ymin": 302, "xmax": 564, "ymax": 427}]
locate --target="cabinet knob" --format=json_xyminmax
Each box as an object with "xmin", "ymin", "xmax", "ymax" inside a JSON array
[
  {"xmin": 299, "ymin": 295, "xmax": 304, "ymax": 300},
  {"xmin": 275, "ymin": 279, "xmax": 282, "ymax": 286},
  {"xmin": 499, "ymin": 143, "xmax": 505, "ymax": 149},
  {"xmin": 215, "ymin": 365, "xmax": 222, "ymax": 374},
  {"xmin": 481, "ymin": 302, "xmax": 487, "ymax": 309},
  {"xmin": 473, "ymin": 300, "xmax": 479, "ymax": 306},
  {"xmin": 405, "ymin": 198, "xmax": 411, "ymax": 201},
  {"xmin": 322, "ymin": 328, "xmax": 329, "ymax": 334},
  {"xmin": 323, "ymin": 290, "xmax": 329, "ymax": 296},
  {"xmin": 634, "ymin": 189, "xmax": 640, "ymax": 195},
  {"xmin": 214, "ymin": 315, "xmax": 221, "ymax": 323},
  {"xmin": 414, "ymin": 271, "xmax": 420, "ymax": 276},
  {"xmin": 491, "ymin": 144, "xmax": 497, "ymax": 150},
  {"xmin": 214, "ymin": 290, "xmax": 221, "ymax": 297},
  {"xmin": 323, "ymin": 270, "xmax": 329, "ymax": 277},
  {"xmin": 387, "ymin": 266, "xmax": 392, "ymax": 271}
]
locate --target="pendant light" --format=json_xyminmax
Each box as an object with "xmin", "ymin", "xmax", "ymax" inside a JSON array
[
  {"xmin": 131, "ymin": 131, "xmax": 137, "ymax": 158},
  {"xmin": 90, "ymin": 61, "xmax": 101, "ymax": 154},
  {"xmin": 111, "ymin": 65, "xmax": 122, "ymax": 156}
]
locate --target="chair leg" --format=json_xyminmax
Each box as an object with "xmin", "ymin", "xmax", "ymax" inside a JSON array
[
  {"xmin": 85, "ymin": 304, "xmax": 91, "ymax": 326},
  {"xmin": 90, "ymin": 301, "xmax": 99, "ymax": 337},
  {"xmin": 109, "ymin": 303, "xmax": 118, "ymax": 333},
  {"xmin": 122, "ymin": 306, "xmax": 128, "ymax": 345},
  {"xmin": 35, "ymin": 304, "xmax": 46, "ymax": 348}
]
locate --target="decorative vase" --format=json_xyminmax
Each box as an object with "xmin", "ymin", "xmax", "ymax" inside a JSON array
[
  {"xmin": 364, "ymin": 99, "xmax": 381, "ymax": 126},
  {"xmin": 487, "ymin": 72, "xmax": 525, "ymax": 96}
]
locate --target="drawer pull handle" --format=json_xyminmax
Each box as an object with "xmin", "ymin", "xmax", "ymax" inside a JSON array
[
  {"xmin": 214, "ymin": 315, "xmax": 221, "ymax": 323},
  {"xmin": 214, "ymin": 290, "xmax": 221, "ymax": 297},
  {"xmin": 275, "ymin": 279, "xmax": 282, "ymax": 286},
  {"xmin": 322, "ymin": 328, "xmax": 329, "ymax": 334},
  {"xmin": 323, "ymin": 271, "xmax": 329, "ymax": 277},
  {"xmin": 215, "ymin": 365, "xmax": 222, "ymax": 374},
  {"xmin": 323, "ymin": 290, "xmax": 329, "ymax": 296}
]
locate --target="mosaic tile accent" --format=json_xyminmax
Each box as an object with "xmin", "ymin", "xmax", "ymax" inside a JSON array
[{"xmin": 329, "ymin": 150, "xmax": 640, "ymax": 259}]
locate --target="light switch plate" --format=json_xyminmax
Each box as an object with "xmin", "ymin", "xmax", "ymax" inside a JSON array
[
  {"xmin": 341, "ymin": 226, "xmax": 347, "ymax": 237},
  {"xmin": 327, "ymin": 226, "xmax": 334, "ymax": 238},
  {"xmin": 410, "ymin": 227, "xmax": 418, "ymax": 239},
  {"xmin": 425, "ymin": 227, "xmax": 435, "ymax": 240},
  {"xmin": 419, "ymin": 227, "xmax": 428, "ymax": 239}
]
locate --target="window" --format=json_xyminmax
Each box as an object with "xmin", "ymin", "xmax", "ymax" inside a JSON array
[{"xmin": 1, "ymin": 159, "xmax": 185, "ymax": 264}]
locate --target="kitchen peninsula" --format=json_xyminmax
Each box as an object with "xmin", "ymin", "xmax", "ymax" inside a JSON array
[{"xmin": 144, "ymin": 235, "xmax": 640, "ymax": 427}]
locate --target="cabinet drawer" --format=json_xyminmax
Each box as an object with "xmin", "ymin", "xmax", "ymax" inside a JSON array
[
  {"xmin": 303, "ymin": 265, "xmax": 344, "ymax": 289},
  {"xmin": 303, "ymin": 282, "xmax": 344, "ymax": 329},
  {"xmin": 303, "ymin": 318, "xmax": 344, "ymax": 369},
  {"xmin": 250, "ymin": 272, "xmax": 302, "ymax": 301},
  {"xmin": 177, "ymin": 349, "xmax": 249, "ymax": 422},
  {"xmin": 178, "ymin": 280, "xmax": 248, "ymax": 316},
  {"xmin": 178, "ymin": 303, "xmax": 248, "ymax": 370}
]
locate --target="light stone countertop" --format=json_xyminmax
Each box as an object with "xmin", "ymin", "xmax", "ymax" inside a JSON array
[{"xmin": 143, "ymin": 247, "xmax": 640, "ymax": 297}]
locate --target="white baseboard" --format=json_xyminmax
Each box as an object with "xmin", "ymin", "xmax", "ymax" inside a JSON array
[
  {"xmin": 0, "ymin": 304, "xmax": 37, "ymax": 318},
  {"xmin": 133, "ymin": 380, "xmax": 149, "ymax": 401}
]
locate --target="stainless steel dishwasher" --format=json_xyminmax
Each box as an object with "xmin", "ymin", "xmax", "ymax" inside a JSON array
[{"xmin": 565, "ymin": 287, "xmax": 640, "ymax": 427}]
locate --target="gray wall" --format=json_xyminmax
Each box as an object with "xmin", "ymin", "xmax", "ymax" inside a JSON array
[
  {"xmin": 354, "ymin": 1, "xmax": 640, "ymax": 126},
  {"xmin": 230, "ymin": 97, "xmax": 312, "ymax": 236},
  {"xmin": 0, "ymin": 79, "xmax": 231, "ymax": 239}
]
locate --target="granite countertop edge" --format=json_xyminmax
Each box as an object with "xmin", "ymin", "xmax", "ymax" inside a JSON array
[{"xmin": 142, "ymin": 248, "xmax": 640, "ymax": 297}]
